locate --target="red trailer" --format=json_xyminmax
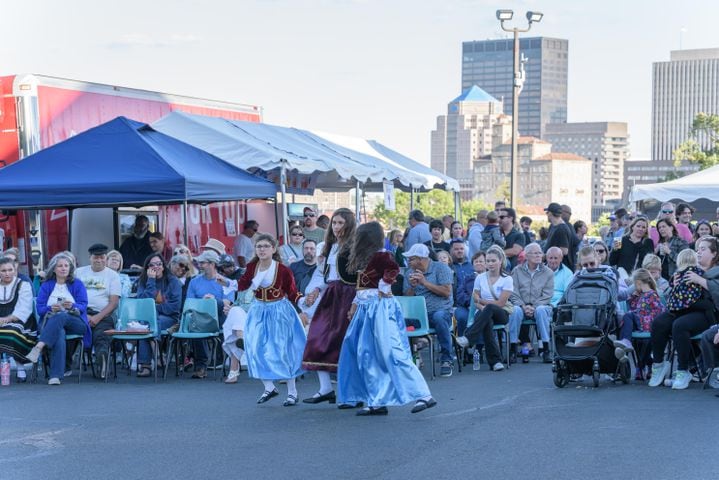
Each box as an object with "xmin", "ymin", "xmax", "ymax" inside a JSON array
[{"xmin": 0, "ymin": 74, "xmax": 272, "ymax": 272}]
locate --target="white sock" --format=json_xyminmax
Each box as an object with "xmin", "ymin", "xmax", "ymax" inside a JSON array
[
  {"xmin": 17, "ymin": 368, "xmax": 26, "ymax": 379},
  {"xmin": 286, "ymin": 378, "xmax": 297, "ymax": 397},
  {"xmin": 317, "ymin": 371, "xmax": 333, "ymax": 395},
  {"xmin": 261, "ymin": 379, "xmax": 276, "ymax": 392}
]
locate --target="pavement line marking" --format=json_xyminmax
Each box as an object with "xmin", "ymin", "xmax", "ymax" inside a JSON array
[{"xmin": 426, "ymin": 388, "xmax": 545, "ymax": 419}]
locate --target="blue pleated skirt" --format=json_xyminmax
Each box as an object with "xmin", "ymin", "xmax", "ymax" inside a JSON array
[
  {"xmin": 244, "ymin": 298, "xmax": 307, "ymax": 380},
  {"xmin": 337, "ymin": 294, "xmax": 431, "ymax": 407}
]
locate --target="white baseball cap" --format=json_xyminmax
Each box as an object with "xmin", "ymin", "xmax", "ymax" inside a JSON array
[{"xmin": 402, "ymin": 244, "xmax": 430, "ymax": 259}]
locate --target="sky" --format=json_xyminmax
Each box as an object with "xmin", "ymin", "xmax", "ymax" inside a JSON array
[{"xmin": 3, "ymin": 0, "xmax": 719, "ymax": 165}]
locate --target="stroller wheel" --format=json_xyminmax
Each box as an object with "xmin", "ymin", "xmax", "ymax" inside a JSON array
[
  {"xmin": 553, "ymin": 369, "xmax": 569, "ymax": 388},
  {"xmin": 619, "ymin": 359, "xmax": 631, "ymax": 384},
  {"xmin": 592, "ymin": 366, "xmax": 600, "ymax": 388}
]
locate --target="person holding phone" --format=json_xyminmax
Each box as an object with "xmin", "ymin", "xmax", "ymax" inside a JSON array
[{"xmin": 26, "ymin": 253, "xmax": 90, "ymax": 385}]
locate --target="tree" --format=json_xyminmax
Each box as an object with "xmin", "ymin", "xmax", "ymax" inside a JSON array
[
  {"xmin": 673, "ymin": 112, "xmax": 719, "ymax": 170},
  {"xmin": 373, "ymin": 190, "xmax": 491, "ymax": 230}
]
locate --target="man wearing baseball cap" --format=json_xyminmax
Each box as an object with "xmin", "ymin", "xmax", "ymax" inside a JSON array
[
  {"xmin": 543, "ymin": 203, "xmax": 575, "ymax": 270},
  {"xmin": 302, "ymin": 207, "xmax": 326, "ymax": 245},
  {"xmin": 75, "ymin": 243, "xmax": 121, "ymax": 379},
  {"xmin": 186, "ymin": 250, "xmax": 233, "ymax": 378},
  {"xmin": 402, "ymin": 244, "xmax": 455, "ymax": 377}
]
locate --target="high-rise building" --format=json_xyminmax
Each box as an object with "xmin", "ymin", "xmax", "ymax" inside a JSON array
[
  {"xmin": 430, "ymin": 86, "xmax": 511, "ymax": 198},
  {"xmin": 473, "ymin": 137, "xmax": 592, "ymax": 222},
  {"xmin": 623, "ymin": 159, "xmax": 700, "ymax": 201},
  {"xmin": 461, "ymin": 37, "xmax": 568, "ymax": 138},
  {"xmin": 544, "ymin": 122, "xmax": 629, "ymax": 214},
  {"xmin": 652, "ymin": 48, "xmax": 719, "ymax": 162}
]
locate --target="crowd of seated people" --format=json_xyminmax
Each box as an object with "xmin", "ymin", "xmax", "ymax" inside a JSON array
[{"xmin": 2, "ymin": 201, "xmax": 719, "ymax": 396}]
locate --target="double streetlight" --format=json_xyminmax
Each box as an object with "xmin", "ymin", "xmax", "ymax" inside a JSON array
[{"xmin": 496, "ymin": 9, "xmax": 543, "ymax": 209}]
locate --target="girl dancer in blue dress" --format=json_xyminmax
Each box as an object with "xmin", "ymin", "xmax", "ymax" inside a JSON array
[
  {"xmin": 338, "ymin": 222, "xmax": 437, "ymax": 416},
  {"xmin": 236, "ymin": 234, "xmax": 307, "ymax": 406}
]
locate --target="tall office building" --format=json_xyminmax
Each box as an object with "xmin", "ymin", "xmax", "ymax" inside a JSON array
[
  {"xmin": 544, "ymin": 122, "xmax": 629, "ymax": 214},
  {"xmin": 461, "ymin": 37, "xmax": 568, "ymax": 138},
  {"xmin": 431, "ymin": 86, "xmax": 511, "ymax": 198},
  {"xmin": 652, "ymin": 48, "xmax": 719, "ymax": 162}
]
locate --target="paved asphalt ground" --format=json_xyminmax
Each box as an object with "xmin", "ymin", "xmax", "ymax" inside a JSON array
[{"xmin": 2, "ymin": 356, "xmax": 719, "ymax": 480}]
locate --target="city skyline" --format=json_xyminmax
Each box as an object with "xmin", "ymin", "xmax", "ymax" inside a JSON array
[{"xmin": 2, "ymin": 0, "xmax": 718, "ymax": 169}]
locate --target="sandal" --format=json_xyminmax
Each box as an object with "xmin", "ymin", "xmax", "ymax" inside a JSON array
[
  {"xmin": 224, "ymin": 370, "xmax": 240, "ymax": 384},
  {"xmin": 137, "ymin": 366, "xmax": 152, "ymax": 377}
]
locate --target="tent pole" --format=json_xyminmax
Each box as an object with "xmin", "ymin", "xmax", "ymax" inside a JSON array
[
  {"xmin": 182, "ymin": 201, "xmax": 189, "ymax": 246},
  {"xmin": 355, "ymin": 181, "xmax": 361, "ymax": 223},
  {"xmin": 409, "ymin": 186, "xmax": 415, "ymax": 211},
  {"xmin": 67, "ymin": 208, "xmax": 74, "ymax": 253},
  {"xmin": 280, "ymin": 160, "xmax": 289, "ymax": 245},
  {"xmin": 112, "ymin": 208, "xmax": 120, "ymax": 250},
  {"xmin": 454, "ymin": 191, "xmax": 461, "ymax": 223},
  {"xmin": 273, "ymin": 199, "xmax": 280, "ymax": 240}
]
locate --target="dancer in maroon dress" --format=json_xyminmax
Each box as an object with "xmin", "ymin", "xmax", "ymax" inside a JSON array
[{"xmin": 301, "ymin": 208, "xmax": 357, "ymax": 404}]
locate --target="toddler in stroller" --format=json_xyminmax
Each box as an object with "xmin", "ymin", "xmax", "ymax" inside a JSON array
[{"xmin": 552, "ymin": 260, "xmax": 631, "ymax": 388}]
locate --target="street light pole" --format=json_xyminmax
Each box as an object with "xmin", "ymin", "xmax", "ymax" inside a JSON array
[{"xmin": 496, "ymin": 10, "xmax": 543, "ymax": 209}]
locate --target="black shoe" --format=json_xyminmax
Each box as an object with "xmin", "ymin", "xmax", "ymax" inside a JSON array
[
  {"xmin": 302, "ymin": 391, "xmax": 336, "ymax": 404},
  {"xmin": 356, "ymin": 406, "xmax": 388, "ymax": 416},
  {"xmin": 283, "ymin": 394, "xmax": 299, "ymax": 407},
  {"xmin": 542, "ymin": 350, "xmax": 552, "ymax": 364},
  {"xmin": 338, "ymin": 402, "xmax": 364, "ymax": 409},
  {"xmin": 509, "ymin": 350, "xmax": 517, "ymax": 364},
  {"xmin": 411, "ymin": 398, "xmax": 437, "ymax": 413},
  {"xmin": 257, "ymin": 389, "xmax": 279, "ymax": 404},
  {"xmin": 235, "ymin": 338, "xmax": 244, "ymax": 350}
]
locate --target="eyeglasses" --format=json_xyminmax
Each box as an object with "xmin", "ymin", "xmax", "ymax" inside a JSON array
[
  {"xmin": 256, "ymin": 244, "xmax": 272, "ymax": 250},
  {"xmin": 304, "ymin": 213, "xmax": 315, "ymax": 218}
]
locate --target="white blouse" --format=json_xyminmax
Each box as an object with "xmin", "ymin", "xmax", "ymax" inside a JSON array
[{"xmin": 0, "ymin": 278, "xmax": 33, "ymax": 323}]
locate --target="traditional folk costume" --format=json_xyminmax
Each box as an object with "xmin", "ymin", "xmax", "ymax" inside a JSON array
[
  {"xmin": 237, "ymin": 260, "xmax": 306, "ymax": 382},
  {"xmin": 337, "ymin": 251, "xmax": 434, "ymax": 412},
  {"xmin": 0, "ymin": 278, "xmax": 37, "ymax": 361},
  {"xmin": 302, "ymin": 244, "xmax": 357, "ymax": 372}
]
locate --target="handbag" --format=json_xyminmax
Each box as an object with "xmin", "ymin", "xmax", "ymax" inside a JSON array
[
  {"xmin": 489, "ymin": 277, "xmax": 514, "ymax": 315},
  {"xmin": 184, "ymin": 309, "xmax": 217, "ymax": 333}
]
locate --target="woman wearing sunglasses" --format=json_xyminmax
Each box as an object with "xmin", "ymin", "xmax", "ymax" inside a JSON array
[
  {"xmin": 280, "ymin": 227, "xmax": 305, "ymax": 265},
  {"xmin": 134, "ymin": 254, "xmax": 182, "ymax": 377}
]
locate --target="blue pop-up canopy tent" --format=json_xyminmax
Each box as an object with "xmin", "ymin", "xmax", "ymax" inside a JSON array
[{"xmin": 0, "ymin": 116, "xmax": 277, "ymax": 209}]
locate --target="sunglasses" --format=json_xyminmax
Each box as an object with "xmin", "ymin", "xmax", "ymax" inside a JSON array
[
  {"xmin": 304, "ymin": 213, "xmax": 315, "ymax": 218},
  {"xmin": 498, "ymin": 215, "xmax": 507, "ymax": 219},
  {"xmin": 291, "ymin": 232, "xmax": 304, "ymax": 236},
  {"xmin": 661, "ymin": 209, "xmax": 674, "ymax": 214},
  {"xmin": 148, "ymin": 262, "xmax": 163, "ymax": 267},
  {"xmin": 595, "ymin": 249, "xmax": 606, "ymax": 254},
  {"xmin": 177, "ymin": 264, "xmax": 189, "ymax": 270}
]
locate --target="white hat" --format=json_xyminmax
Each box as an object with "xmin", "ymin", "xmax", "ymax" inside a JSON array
[
  {"xmin": 202, "ymin": 238, "xmax": 226, "ymax": 255},
  {"xmin": 402, "ymin": 243, "xmax": 430, "ymax": 259},
  {"xmin": 195, "ymin": 250, "xmax": 220, "ymax": 264}
]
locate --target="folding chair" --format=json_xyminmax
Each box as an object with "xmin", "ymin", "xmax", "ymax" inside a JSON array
[
  {"xmin": 468, "ymin": 303, "xmax": 510, "ymax": 368},
  {"xmin": 108, "ymin": 298, "xmax": 159, "ymax": 382},
  {"xmin": 164, "ymin": 298, "xmax": 222, "ymax": 380},
  {"xmin": 396, "ymin": 296, "xmax": 436, "ymax": 379}
]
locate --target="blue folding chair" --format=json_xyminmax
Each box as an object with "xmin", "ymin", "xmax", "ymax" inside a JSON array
[
  {"xmin": 108, "ymin": 298, "xmax": 159, "ymax": 382},
  {"xmin": 395, "ymin": 296, "xmax": 435, "ymax": 379},
  {"xmin": 164, "ymin": 298, "xmax": 222, "ymax": 380}
]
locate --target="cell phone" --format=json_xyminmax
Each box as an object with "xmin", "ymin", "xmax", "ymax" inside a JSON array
[{"xmin": 57, "ymin": 297, "xmax": 65, "ymax": 302}]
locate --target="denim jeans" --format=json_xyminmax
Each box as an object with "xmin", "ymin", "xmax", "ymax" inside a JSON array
[
  {"xmin": 508, "ymin": 305, "xmax": 553, "ymax": 343},
  {"xmin": 428, "ymin": 309, "xmax": 453, "ymax": 363},
  {"xmin": 91, "ymin": 313, "xmax": 116, "ymax": 356},
  {"xmin": 138, "ymin": 314, "xmax": 178, "ymax": 365},
  {"xmin": 39, "ymin": 312, "xmax": 87, "ymax": 379},
  {"xmin": 454, "ymin": 306, "xmax": 469, "ymax": 336},
  {"xmin": 700, "ymin": 325, "xmax": 719, "ymax": 370}
]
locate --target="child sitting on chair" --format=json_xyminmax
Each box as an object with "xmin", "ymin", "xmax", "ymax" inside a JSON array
[{"xmin": 666, "ymin": 249, "xmax": 714, "ymax": 323}]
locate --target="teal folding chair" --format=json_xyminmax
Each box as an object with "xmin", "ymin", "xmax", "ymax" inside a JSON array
[
  {"xmin": 164, "ymin": 298, "xmax": 222, "ymax": 380},
  {"xmin": 33, "ymin": 298, "xmax": 87, "ymax": 384},
  {"xmin": 468, "ymin": 303, "xmax": 511, "ymax": 368},
  {"xmin": 396, "ymin": 296, "xmax": 435, "ymax": 379},
  {"xmin": 108, "ymin": 298, "xmax": 159, "ymax": 382}
]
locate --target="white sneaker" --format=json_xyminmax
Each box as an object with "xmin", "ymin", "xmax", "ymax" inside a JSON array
[
  {"xmin": 613, "ymin": 338, "xmax": 634, "ymax": 351},
  {"xmin": 48, "ymin": 378, "xmax": 61, "ymax": 385},
  {"xmin": 492, "ymin": 362, "xmax": 505, "ymax": 371},
  {"xmin": 25, "ymin": 345, "xmax": 42, "ymax": 364},
  {"xmin": 648, "ymin": 362, "xmax": 670, "ymax": 387},
  {"xmin": 671, "ymin": 370, "xmax": 692, "ymax": 390},
  {"xmin": 456, "ymin": 336, "xmax": 469, "ymax": 348}
]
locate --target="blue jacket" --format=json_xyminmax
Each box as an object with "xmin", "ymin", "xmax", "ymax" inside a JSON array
[
  {"xmin": 37, "ymin": 279, "xmax": 91, "ymax": 347},
  {"xmin": 136, "ymin": 276, "xmax": 183, "ymax": 320},
  {"xmin": 452, "ymin": 260, "xmax": 475, "ymax": 308}
]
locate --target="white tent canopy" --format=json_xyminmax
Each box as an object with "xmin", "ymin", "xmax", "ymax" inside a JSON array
[
  {"xmin": 153, "ymin": 112, "xmax": 457, "ymax": 193},
  {"xmin": 629, "ymin": 164, "xmax": 719, "ymax": 202}
]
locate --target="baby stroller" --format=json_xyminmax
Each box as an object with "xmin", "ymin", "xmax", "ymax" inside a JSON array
[{"xmin": 551, "ymin": 266, "xmax": 631, "ymax": 387}]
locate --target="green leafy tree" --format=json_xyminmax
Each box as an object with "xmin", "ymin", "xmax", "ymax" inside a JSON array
[
  {"xmin": 588, "ymin": 212, "xmax": 611, "ymax": 237},
  {"xmin": 673, "ymin": 112, "xmax": 719, "ymax": 170},
  {"xmin": 373, "ymin": 190, "xmax": 491, "ymax": 230}
]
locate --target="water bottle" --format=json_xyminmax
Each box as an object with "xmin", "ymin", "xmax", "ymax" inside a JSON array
[
  {"xmin": 1, "ymin": 354, "xmax": 10, "ymax": 386},
  {"xmin": 473, "ymin": 349, "xmax": 481, "ymax": 371}
]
